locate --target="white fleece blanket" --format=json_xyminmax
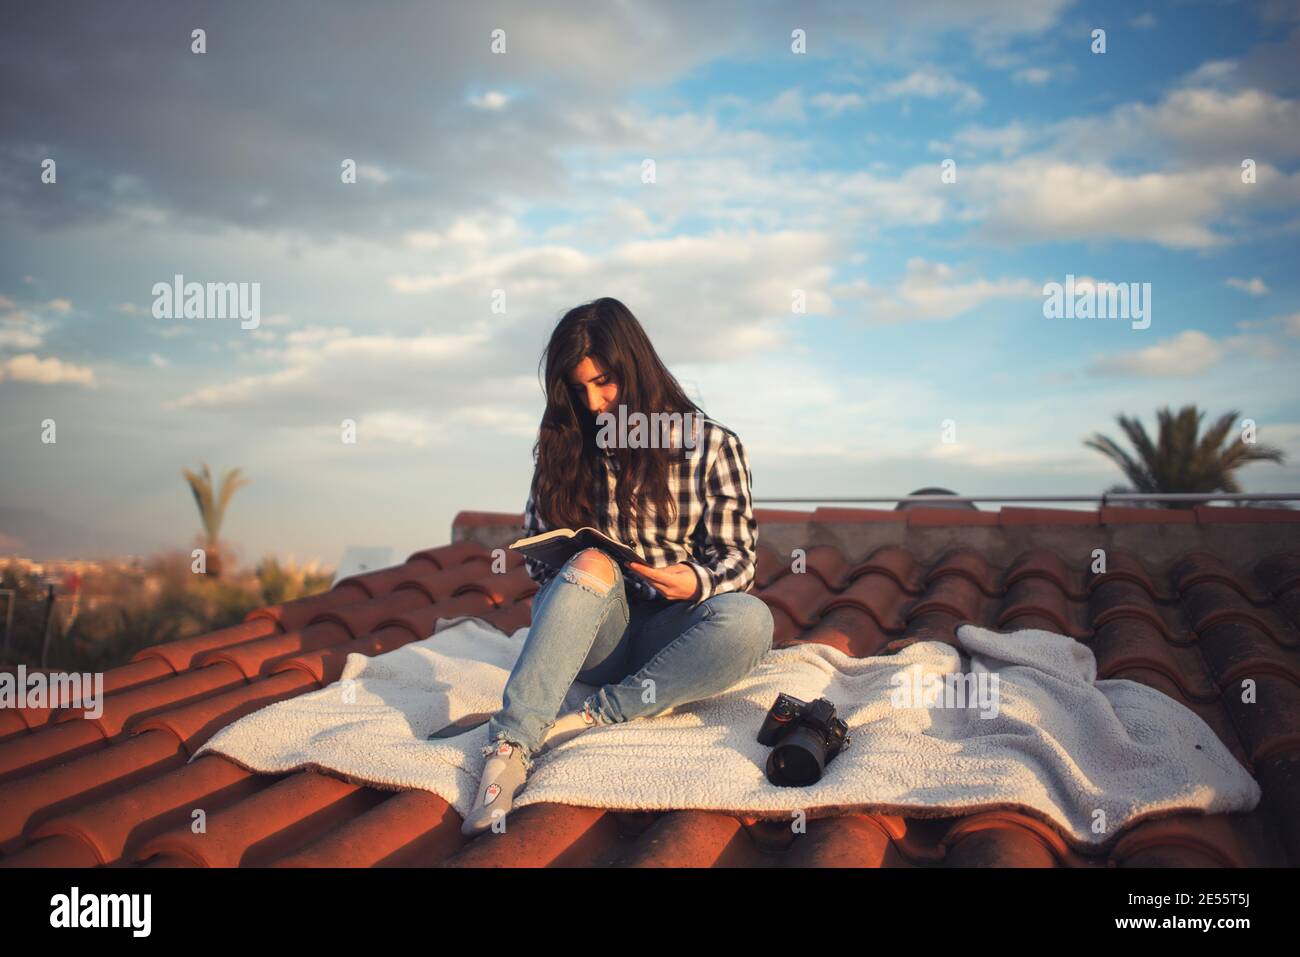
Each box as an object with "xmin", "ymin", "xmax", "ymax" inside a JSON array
[{"xmin": 191, "ymin": 615, "xmax": 1261, "ymax": 850}]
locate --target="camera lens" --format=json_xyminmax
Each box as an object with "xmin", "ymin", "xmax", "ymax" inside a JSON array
[{"xmin": 766, "ymin": 725, "xmax": 828, "ymax": 785}]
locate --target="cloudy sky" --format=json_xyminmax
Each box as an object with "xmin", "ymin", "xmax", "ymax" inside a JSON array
[{"xmin": 2, "ymin": 0, "xmax": 1298, "ymax": 566}]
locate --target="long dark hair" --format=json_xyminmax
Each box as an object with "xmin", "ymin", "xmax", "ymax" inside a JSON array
[{"xmin": 531, "ymin": 297, "xmax": 703, "ymax": 532}]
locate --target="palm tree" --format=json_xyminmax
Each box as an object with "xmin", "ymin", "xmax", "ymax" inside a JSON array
[
  {"xmin": 1084, "ymin": 405, "xmax": 1286, "ymax": 509},
  {"xmin": 182, "ymin": 464, "xmax": 251, "ymax": 576}
]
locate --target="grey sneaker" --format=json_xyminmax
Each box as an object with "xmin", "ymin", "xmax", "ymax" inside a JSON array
[{"xmin": 461, "ymin": 738, "xmax": 530, "ymax": 836}]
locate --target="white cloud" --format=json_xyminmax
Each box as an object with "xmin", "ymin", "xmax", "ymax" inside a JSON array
[
  {"xmin": 468, "ymin": 90, "xmax": 510, "ymax": 111},
  {"xmin": 967, "ymin": 159, "xmax": 1294, "ymax": 248},
  {"xmin": 281, "ymin": 325, "xmax": 353, "ymax": 346},
  {"xmin": 170, "ymin": 321, "xmax": 504, "ymax": 434},
  {"xmin": 0, "ymin": 353, "xmax": 95, "ymax": 385},
  {"xmin": 1220, "ymin": 332, "xmax": 1278, "ymax": 358},
  {"xmin": 808, "ymin": 91, "xmax": 864, "ymax": 116},
  {"xmin": 540, "ymin": 198, "xmax": 660, "ymax": 242},
  {"xmin": 157, "ymin": 223, "xmax": 850, "ymax": 448},
  {"xmin": 1151, "ymin": 87, "xmax": 1300, "ymax": 160},
  {"xmin": 920, "ymin": 442, "xmax": 1091, "ymax": 470},
  {"xmin": 356, "ymin": 164, "xmax": 392, "ymax": 185},
  {"xmin": 0, "ymin": 313, "xmax": 47, "ymax": 349},
  {"xmin": 766, "ymin": 88, "xmax": 806, "ymax": 122},
  {"xmin": 952, "ymin": 122, "xmax": 1030, "ymax": 157},
  {"xmin": 1256, "ymin": 312, "xmax": 1300, "ymax": 336},
  {"xmin": 1013, "ymin": 67, "xmax": 1051, "ymax": 85},
  {"xmin": 514, "ymin": 102, "xmax": 934, "ymax": 236},
  {"xmin": 1089, "ymin": 330, "xmax": 1223, "ymax": 377},
  {"xmin": 389, "ymin": 227, "xmax": 837, "ymax": 361},
  {"xmin": 919, "ymin": 76, "xmax": 1300, "ymax": 246},
  {"xmin": 828, "ymin": 166, "xmax": 949, "ymax": 227},
  {"xmin": 390, "ymin": 245, "xmax": 592, "ymax": 293},
  {"xmin": 836, "ymin": 258, "xmax": 1038, "ymax": 323},
  {"xmin": 1184, "ymin": 59, "xmax": 1236, "ymax": 86},
  {"xmin": 173, "ymin": 365, "xmax": 312, "ymax": 408},
  {"xmin": 404, "ymin": 214, "xmax": 524, "ymax": 250},
  {"xmin": 351, "ymin": 410, "xmax": 445, "ymax": 447},
  {"xmin": 149, "ymin": 353, "xmax": 170, "ymax": 368},
  {"xmin": 1225, "ymin": 276, "xmax": 1269, "ymax": 295},
  {"xmin": 877, "ymin": 69, "xmax": 984, "ymax": 110},
  {"xmin": 1084, "ymin": 329, "xmax": 1269, "ymax": 378},
  {"xmin": 1054, "ymin": 85, "xmax": 1300, "ymax": 163}
]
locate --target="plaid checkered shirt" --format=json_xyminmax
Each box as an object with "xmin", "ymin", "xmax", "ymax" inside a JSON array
[{"xmin": 521, "ymin": 415, "xmax": 758, "ymax": 603}]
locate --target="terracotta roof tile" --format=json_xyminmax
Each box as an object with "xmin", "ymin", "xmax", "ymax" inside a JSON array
[
  {"xmin": 3, "ymin": 511, "xmax": 1299, "ymax": 868},
  {"xmin": 1101, "ymin": 505, "xmax": 1198, "ymax": 525},
  {"xmin": 813, "ymin": 506, "xmax": 907, "ymax": 524},
  {"xmin": 846, "ymin": 544, "xmax": 927, "ymax": 592},
  {"xmin": 930, "ymin": 548, "xmax": 1003, "ymax": 596},
  {"xmin": 1089, "ymin": 547, "xmax": 1179, "ymax": 601},
  {"xmin": 906, "ymin": 507, "xmax": 1001, "ymax": 527},
  {"xmin": 999, "ymin": 506, "xmax": 1101, "ymax": 526}
]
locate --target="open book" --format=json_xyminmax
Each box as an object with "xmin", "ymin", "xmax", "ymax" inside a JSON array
[{"xmin": 508, "ymin": 527, "xmax": 648, "ymax": 577}]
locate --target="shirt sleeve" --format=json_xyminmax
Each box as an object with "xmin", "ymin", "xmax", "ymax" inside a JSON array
[
  {"xmin": 522, "ymin": 486, "xmax": 558, "ymax": 589},
  {"xmin": 683, "ymin": 428, "xmax": 758, "ymax": 602}
]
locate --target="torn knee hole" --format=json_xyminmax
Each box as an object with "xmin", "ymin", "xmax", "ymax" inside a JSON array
[
  {"xmin": 562, "ymin": 566, "xmax": 613, "ymax": 596},
  {"xmin": 567, "ymin": 549, "xmax": 616, "ymax": 593}
]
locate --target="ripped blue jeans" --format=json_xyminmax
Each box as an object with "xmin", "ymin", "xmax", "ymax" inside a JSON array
[{"xmin": 487, "ymin": 547, "xmax": 775, "ymax": 771}]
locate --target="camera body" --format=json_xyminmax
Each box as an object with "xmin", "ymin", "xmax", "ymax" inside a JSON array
[{"xmin": 757, "ymin": 692, "xmax": 850, "ymax": 786}]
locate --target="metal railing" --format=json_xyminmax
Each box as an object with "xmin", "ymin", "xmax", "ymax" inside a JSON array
[{"xmin": 754, "ymin": 492, "xmax": 1300, "ymax": 505}]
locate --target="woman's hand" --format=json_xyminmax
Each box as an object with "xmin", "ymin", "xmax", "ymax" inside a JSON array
[{"xmin": 626, "ymin": 561, "xmax": 702, "ymax": 602}]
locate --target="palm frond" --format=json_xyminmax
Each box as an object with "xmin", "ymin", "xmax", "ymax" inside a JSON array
[{"xmin": 1083, "ymin": 404, "xmax": 1286, "ymax": 507}]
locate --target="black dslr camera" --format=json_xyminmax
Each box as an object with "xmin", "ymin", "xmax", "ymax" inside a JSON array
[{"xmin": 757, "ymin": 692, "xmax": 850, "ymax": 786}]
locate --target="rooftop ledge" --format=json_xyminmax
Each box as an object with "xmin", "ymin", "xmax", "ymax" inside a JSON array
[{"xmin": 451, "ymin": 503, "xmax": 1300, "ymax": 575}]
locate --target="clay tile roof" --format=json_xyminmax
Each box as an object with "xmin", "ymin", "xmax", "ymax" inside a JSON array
[{"xmin": 2, "ymin": 505, "xmax": 1298, "ymax": 868}]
